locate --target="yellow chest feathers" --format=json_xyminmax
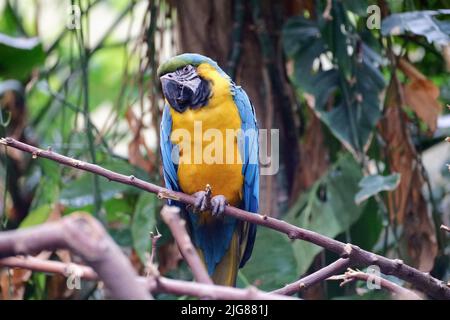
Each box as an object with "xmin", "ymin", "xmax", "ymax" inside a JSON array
[{"xmin": 169, "ymin": 63, "xmax": 243, "ymax": 206}]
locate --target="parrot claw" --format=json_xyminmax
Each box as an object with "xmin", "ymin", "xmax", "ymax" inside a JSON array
[
  {"xmin": 192, "ymin": 185, "xmax": 212, "ymax": 213},
  {"xmin": 191, "ymin": 185, "xmax": 227, "ymax": 217},
  {"xmin": 211, "ymin": 195, "xmax": 227, "ymax": 217}
]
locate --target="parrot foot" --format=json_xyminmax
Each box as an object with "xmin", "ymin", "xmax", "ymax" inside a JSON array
[
  {"xmin": 192, "ymin": 184, "xmax": 212, "ymax": 212},
  {"xmin": 190, "ymin": 185, "xmax": 227, "ymax": 217},
  {"xmin": 211, "ymin": 195, "xmax": 228, "ymax": 217}
]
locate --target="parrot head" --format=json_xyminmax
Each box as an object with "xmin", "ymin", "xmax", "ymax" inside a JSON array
[{"xmin": 157, "ymin": 53, "xmax": 228, "ymax": 113}]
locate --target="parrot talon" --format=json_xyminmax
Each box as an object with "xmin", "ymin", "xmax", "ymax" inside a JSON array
[
  {"xmin": 211, "ymin": 195, "xmax": 227, "ymax": 217},
  {"xmin": 192, "ymin": 190, "xmax": 211, "ymax": 213}
]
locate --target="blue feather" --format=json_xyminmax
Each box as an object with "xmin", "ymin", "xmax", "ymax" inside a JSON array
[
  {"xmin": 160, "ymin": 105, "xmax": 179, "ymax": 194},
  {"xmin": 232, "ymin": 84, "xmax": 259, "ymax": 267}
]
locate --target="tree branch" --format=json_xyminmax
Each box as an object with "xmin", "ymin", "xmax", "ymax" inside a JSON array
[
  {"xmin": 329, "ymin": 268, "xmax": 422, "ymax": 300},
  {"xmin": 0, "ymin": 255, "xmax": 297, "ymax": 300},
  {"xmin": 271, "ymin": 258, "xmax": 351, "ymax": 296},
  {"xmin": 0, "ymin": 213, "xmax": 151, "ymax": 299},
  {"xmin": 441, "ymin": 225, "xmax": 450, "ymax": 233},
  {"xmin": 1, "ymin": 137, "xmax": 449, "ymax": 299},
  {"xmin": 160, "ymin": 205, "xmax": 213, "ymax": 284},
  {"xmin": 145, "ymin": 276, "xmax": 297, "ymax": 300},
  {"xmin": 0, "ymin": 255, "xmax": 98, "ymax": 280},
  {"xmin": 146, "ymin": 228, "xmax": 161, "ymax": 277}
]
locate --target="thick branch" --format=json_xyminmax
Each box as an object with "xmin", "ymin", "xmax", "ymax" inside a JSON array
[
  {"xmin": 160, "ymin": 205, "xmax": 213, "ymax": 284},
  {"xmin": 0, "ymin": 213, "xmax": 151, "ymax": 299},
  {"xmin": 329, "ymin": 268, "xmax": 422, "ymax": 300},
  {"xmin": 2, "ymin": 137, "xmax": 449, "ymax": 299},
  {"xmin": 272, "ymin": 258, "xmax": 350, "ymax": 296}
]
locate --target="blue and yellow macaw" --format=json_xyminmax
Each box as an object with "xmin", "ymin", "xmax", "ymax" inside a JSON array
[{"xmin": 158, "ymin": 53, "xmax": 259, "ymax": 286}]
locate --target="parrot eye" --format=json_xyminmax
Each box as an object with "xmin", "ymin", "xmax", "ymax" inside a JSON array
[{"xmin": 183, "ymin": 66, "xmax": 189, "ymax": 72}]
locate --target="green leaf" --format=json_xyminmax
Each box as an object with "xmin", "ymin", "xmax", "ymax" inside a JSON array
[
  {"xmin": 132, "ymin": 193, "xmax": 157, "ymax": 263},
  {"xmin": 283, "ymin": 13, "xmax": 385, "ymax": 157},
  {"xmin": 109, "ymin": 227, "xmax": 133, "ymax": 247},
  {"xmin": 286, "ymin": 154, "xmax": 365, "ymax": 276},
  {"xmin": 0, "ymin": 33, "xmax": 44, "ymax": 79},
  {"xmin": 20, "ymin": 204, "xmax": 51, "ymax": 228},
  {"xmin": 321, "ymin": 2, "xmax": 353, "ymax": 79},
  {"xmin": 381, "ymin": 10, "xmax": 450, "ymax": 46},
  {"xmin": 104, "ymin": 197, "xmax": 133, "ymax": 225},
  {"xmin": 240, "ymin": 227, "xmax": 298, "ymax": 291},
  {"xmin": 0, "ymin": 2, "xmax": 24, "ymax": 36},
  {"xmin": 59, "ymin": 158, "xmax": 146, "ymax": 209},
  {"xmin": 355, "ymin": 173, "xmax": 401, "ymax": 205},
  {"xmin": 59, "ymin": 174, "xmax": 132, "ymax": 208},
  {"xmin": 28, "ymin": 159, "xmax": 60, "ymax": 211},
  {"xmin": 350, "ymin": 198, "xmax": 383, "ymax": 251}
]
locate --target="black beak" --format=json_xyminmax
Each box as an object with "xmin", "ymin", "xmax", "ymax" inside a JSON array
[{"xmin": 160, "ymin": 74, "xmax": 197, "ymax": 113}]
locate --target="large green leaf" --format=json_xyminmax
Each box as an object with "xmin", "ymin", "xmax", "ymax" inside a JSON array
[
  {"xmin": 240, "ymin": 227, "xmax": 298, "ymax": 291},
  {"xmin": 59, "ymin": 173, "xmax": 132, "ymax": 208},
  {"xmin": 382, "ymin": 10, "xmax": 450, "ymax": 46},
  {"xmin": 350, "ymin": 198, "xmax": 383, "ymax": 251},
  {"xmin": 25, "ymin": 159, "xmax": 60, "ymax": 224},
  {"xmin": 355, "ymin": 173, "xmax": 401, "ymax": 205},
  {"xmin": 59, "ymin": 158, "xmax": 147, "ymax": 208},
  {"xmin": 286, "ymin": 154, "xmax": 365, "ymax": 276},
  {"xmin": 132, "ymin": 193, "xmax": 157, "ymax": 263},
  {"xmin": 283, "ymin": 10, "xmax": 385, "ymax": 157},
  {"xmin": 0, "ymin": 33, "xmax": 44, "ymax": 79}
]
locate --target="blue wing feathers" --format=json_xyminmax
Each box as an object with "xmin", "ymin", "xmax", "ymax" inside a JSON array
[
  {"xmin": 160, "ymin": 105, "xmax": 179, "ymax": 194},
  {"xmin": 232, "ymin": 85, "xmax": 259, "ymax": 267}
]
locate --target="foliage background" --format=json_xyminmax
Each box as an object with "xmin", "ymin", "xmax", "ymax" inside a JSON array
[{"xmin": 0, "ymin": 0, "xmax": 449, "ymax": 299}]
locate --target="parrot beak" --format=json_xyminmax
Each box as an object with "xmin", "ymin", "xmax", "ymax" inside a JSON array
[{"xmin": 160, "ymin": 72, "xmax": 202, "ymax": 113}]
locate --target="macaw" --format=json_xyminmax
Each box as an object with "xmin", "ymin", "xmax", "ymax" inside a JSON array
[{"xmin": 158, "ymin": 53, "xmax": 259, "ymax": 286}]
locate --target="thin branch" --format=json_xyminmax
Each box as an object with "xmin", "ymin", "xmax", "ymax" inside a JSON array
[
  {"xmin": 0, "ymin": 213, "xmax": 151, "ymax": 299},
  {"xmin": 272, "ymin": 258, "xmax": 351, "ymax": 296},
  {"xmin": 0, "ymin": 255, "xmax": 98, "ymax": 280},
  {"xmin": 160, "ymin": 205, "xmax": 213, "ymax": 284},
  {"xmin": 329, "ymin": 268, "xmax": 422, "ymax": 300},
  {"xmin": 441, "ymin": 225, "xmax": 450, "ymax": 233},
  {"xmin": 1, "ymin": 137, "xmax": 449, "ymax": 299},
  {"xmin": 0, "ymin": 255, "xmax": 296, "ymax": 300},
  {"xmin": 146, "ymin": 228, "xmax": 162, "ymax": 277},
  {"xmin": 145, "ymin": 276, "xmax": 297, "ymax": 300}
]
